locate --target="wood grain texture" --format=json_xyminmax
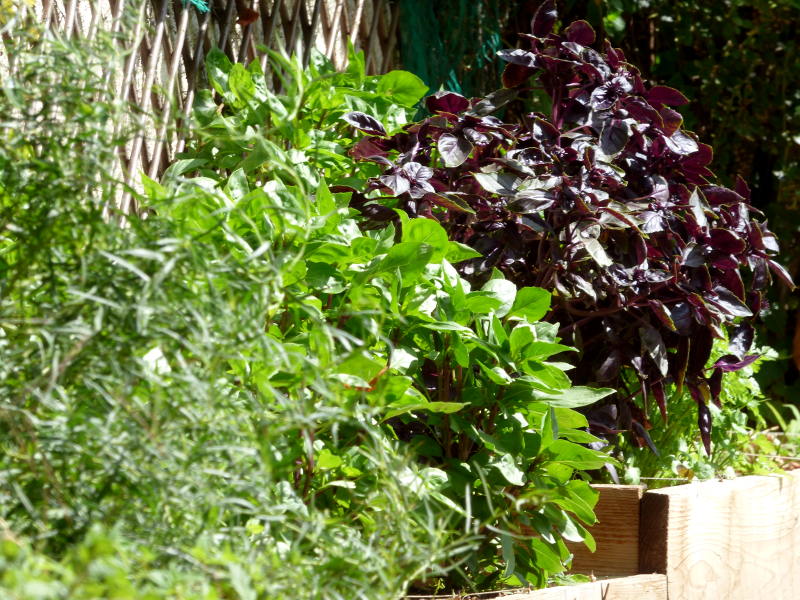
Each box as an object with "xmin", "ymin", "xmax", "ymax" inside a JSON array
[
  {"xmin": 500, "ymin": 574, "xmax": 667, "ymax": 600},
  {"xmin": 568, "ymin": 484, "xmax": 644, "ymax": 577},
  {"xmin": 639, "ymin": 471, "xmax": 800, "ymax": 600}
]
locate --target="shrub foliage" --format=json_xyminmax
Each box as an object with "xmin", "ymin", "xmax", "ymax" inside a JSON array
[{"xmin": 347, "ymin": 1, "xmax": 792, "ymax": 452}]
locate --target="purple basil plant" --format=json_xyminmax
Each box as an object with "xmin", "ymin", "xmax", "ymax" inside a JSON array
[{"xmin": 342, "ymin": 1, "xmax": 793, "ymax": 452}]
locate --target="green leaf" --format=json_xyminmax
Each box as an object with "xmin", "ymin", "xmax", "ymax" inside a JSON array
[
  {"xmin": 376, "ymin": 70, "xmax": 429, "ymax": 106},
  {"xmin": 481, "ymin": 278, "xmax": 517, "ymax": 318},
  {"xmin": 315, "ymin": 179, "xmax": 336, "ymax": 215},
  {"xmin": 225, "ymin": 168, "xmax": 249, "ymax": 201},
  {"xmin": 491, "ymin": 314, "xmax": 509, "ymax": 345},
  {"xmin": 558, "ymin": 429, "xmax": 602, "ymax": 444},
  {"xmin": 445, "ymin": 241, "xmax": 482, "ymax": 262},
  {"xmin": 509, "ymin": 324, "xmax": 535, "ymax": 359},
  {"xmin": 523, "ymin": 341, "xmax": 575, "ymax": 361},
  {"xmin": 306, "ymin": 262, "xmax": 346, "ymax": 293},
  {"xmin": 228, "ymin": 63, "xmax": 256, "ymax": 108},
  {"xmin": 524, "ymin": 361, "xmax": 572, "ymax": 390},
  {"xmin": 477, "ymin": 360, "xmax": 513, "ymax": 385},
  {"xmin": 402, "ymin": 217, "xmax": 449, "ymax": 250},
  {"xmin": 464, "ymin": 291, "xmax": 503, "ymax": 314},
  {"xmin": 533, "ymin": 385, "xmax": 616, "ymax": 408},
  {"xmin": 451, "ymin": 334, "xmax": 470, "ymax": 367},
  {"xmin": 556, "ymin": 480, "xmax": 600, "ymax": 525},
  {"xmin": 384, "ymin": 399, "xmax": 466, "ymax": 419},
  {"xmin": 530, "ymin": 538, "xmax": 565, "ymax": 573},
  {"xmin": 206, "ymin": 48, "xmax": 232, "ymax": 96},
  {"xmin": 509, "ymin": 287, "xmax": 551, "ymax": 322},
  {"xmin": 336, "ymin": 350, "xmax": 385, "ymax": 382},
  {"xmin": 540, "ymin": 406, "xmax": 558, "ymax": 450},
  {"xmin": 501, "ymin": 533, "xmax": 516, "ymax": 578},
  {"xmin": 490, "ymin": 453, "xmax": 525, "ymax": 486},
  {"xmin": 547, "ymin": 440, "xmax": 611, "ymax": 471},
  {"xmin": 306, "ymin": 242, "xmax": 352, "ymax": 264},
  {"xmin": 364, "ymin": 241, "xmax": 435, "ymax": 283},
  {"xmin": 317, "ymin": 449, "xmax": 343, "ymax": 470},
  {"xmin": 419, "ymin": 321, "xmax": 474, "ymax": 334}
]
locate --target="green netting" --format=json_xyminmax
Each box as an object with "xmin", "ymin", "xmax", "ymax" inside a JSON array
[{"xmin": 398, "ymin": 0, "xmax": 507, "ymax": 98}]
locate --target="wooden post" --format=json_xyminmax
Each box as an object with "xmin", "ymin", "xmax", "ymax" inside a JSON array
[
  {"xmin": 567, "ymin": 484, "xmax": 644, "ymax": 578},
  {"xmin": 639, "ymin": 471, "xmax": 800, "ymax": 600},
  {"xmin": 501, "ymin": 574, "xmax": 667, "ymax": 600}
]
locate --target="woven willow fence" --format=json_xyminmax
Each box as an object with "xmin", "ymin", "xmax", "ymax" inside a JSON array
[{"xmin": 27, "ymin": 0, "xmax": 398, "ymax": 200}]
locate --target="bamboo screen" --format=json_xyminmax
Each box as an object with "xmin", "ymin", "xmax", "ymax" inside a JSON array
[{"xmin": 26, "ymin": 0, "xmax": 398, "ymax": 191}]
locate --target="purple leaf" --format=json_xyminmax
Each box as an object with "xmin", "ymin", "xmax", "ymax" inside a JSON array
[
  {"xmin": 350, "ymin": 137, "xmax": 390, "ymax": 160},
  {"xmin": 502, "ymin": 62, "xmax": 537, "ymax": 88},
  {"xmin": 531, "ymin": 117, "xmax": 560, "ymax": 146},
  {"xmin": 425, "ymin": 192, "xmax": 475, "ymax": 214},
  {"xmin": 531, "ymin": 0, "xmax": 557, "ymax": 37},
  {"xmin": 341, "ymin": 111, "xmax": 386, "ymax": 136},
  {"xmin": 648, "ymin": 299, "xmax": 677, "ymax": 332},
  {"xmin": 652, "ymin": 380, "xmax": 668, "ymax": 422},
  {"xmin": 713, "ymin": 353, "xmax": 760, "ymax": 372},
  {"xmin": 729, "ymin": 322, "xmax": 754, "ymax": 358},
  {"xmin": 709, "ymin": 229, "xmax": 746, "ymax": 255},
  {"xmin": 496, "ymin": 48, "xmax": 540, "ymax": 68},
  {"xmin": 646, "ymin": 85, "xmax": 689, "ymax": 106},
  {"xmin": 709, "ymin": 285, "xmax": 753, "ymax": 318},
  {"xmin": 696, "ymin": 397, "xmax": 712, "ymax": 455},
  {"xmin": 767, "ymin": 259, "xmax": 796, "ymax": 289},
  {"xmin": 659, "ymin": 108, "xmax": 683, "ymax": 135},
  {"xmin": 600, "ymin": 119, "xmax": 629, "ymax": 155},
  {"xmin": 470, "ymin": 88, "xmax": 518, "ymax": 116},
  {"xmin": 379, "ymin": 171, "xmax": 410, "ymax": 196},
  {"xmin": 702, "ymin": 185, "xmax": 744, "ymax": 206},
  {"xmin": 349, "ymin": 10, "xmax": 788, "ymax": 450},
  {"xmin": 426, "ymin": 91, "xmax": 469, "ymax": 115},
  {"xmin": 734, "ymin": 175, "xmax": 751, "ymax": 202},
  {"xmin": 688, "ymin": 328, "xmax": 713, "ymax": 376},
  {"xmin": 401, "ymin": 162, "xmax": 433, "ymax": 182},
  {"xmin": 437, "ymin": 133, "xmax": 473, "ymax": 167},
  {"xmin": 640, "ymin": 323, "xmax": 669, "ymax": 377},
  {"xmin": 564, "ymin": 20, "xmax": 595, "ymax": 45},
  {"xmin": 640, "ymin": 211, "xmax": 666, "ymax": 233},
  {"xmin": 685, "ymin": 143, "xmax": 713, "ymax": 168},
  {"xmin": 664, "ymin": 130, "xmax": 699, "ymax": 155},
  {"xmin": 507, "ymin": 190, "xmax": 555, "ymax": 213},
  {"xmin": 717, "ymin": 268, "xmax": 746, "ymax": 301},
  {"xmin": 633, "ymin": 420, "xmax": 660, "ymax": 456},
  {"xmin": 709, "ymin": 367, "xmax": 723, "ymax": 406}
]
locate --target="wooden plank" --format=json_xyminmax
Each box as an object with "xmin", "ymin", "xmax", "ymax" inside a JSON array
[
  {"xmin": 639, "ymin": 471, "xmax": 800, "ymax": 600},
  {"xmin": 499, "ymin": 574, "xmax": 667, "ymax": 600},
  {"xmin": 568, "ymin": 484, "xmax": 644, "ymax": 577}
]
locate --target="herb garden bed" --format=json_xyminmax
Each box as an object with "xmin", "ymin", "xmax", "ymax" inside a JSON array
[{"xmin": 504, "ymin": 470, "xmax": 800, "ymax": 599}]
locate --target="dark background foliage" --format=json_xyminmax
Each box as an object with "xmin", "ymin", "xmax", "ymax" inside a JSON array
[{"xmin": 396, "ymin": 0, "xmax": 800, "ymax": 408}]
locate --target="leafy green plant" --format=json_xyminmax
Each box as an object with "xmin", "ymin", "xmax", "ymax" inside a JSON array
[
  {"xmin": 164, "ymin": 47, "xmax": 617, "ymax": 592},
  {"xmin": 0, "ymin": 22, "xmax": 457, "ymax": 600},
  {"xmin": 0, "ymin": 16, "xmax": 615, "ymax": 600}
]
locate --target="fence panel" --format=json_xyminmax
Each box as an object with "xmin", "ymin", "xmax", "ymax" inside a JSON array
[{"xmin": 24, "ymin": 0, "xmax": 397, "ymax": 194}]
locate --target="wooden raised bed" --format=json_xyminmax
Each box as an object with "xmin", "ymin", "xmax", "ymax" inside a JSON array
[{"xmin": 508, "ymin": 471, "xmax": 800, "ymax": 600}]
